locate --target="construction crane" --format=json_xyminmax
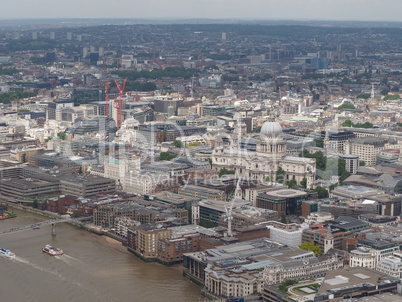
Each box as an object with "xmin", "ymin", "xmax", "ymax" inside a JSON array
[
  {"xmin": 105, "ymin": 73, "xmax": 111, "ymax": 117},
  {"xmin": 87, "ymin": 73, "xmax": 93, "ymax": 88},
  {"xmin": 102, "ymin": 57, "xmax": 107, "ymax": 77},
  {"xmin": 114, "ymin": 77, "xmax": 127, "ymax": 130}
]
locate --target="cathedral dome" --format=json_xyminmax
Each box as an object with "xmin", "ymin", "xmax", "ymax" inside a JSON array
[{"xmin": 260, "ymin": 121, "xmax": 282, "ymax": 136}]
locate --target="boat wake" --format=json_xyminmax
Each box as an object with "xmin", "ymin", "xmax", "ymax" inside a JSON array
[
  {"xmin": 63, "ymin": 254, "xmax": 81, "ymax": 263},
  {"xmin": 12, "ymin": 256, "xmax": 65, "ymax": 280}
]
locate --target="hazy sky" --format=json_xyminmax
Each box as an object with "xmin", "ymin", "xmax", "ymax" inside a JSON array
[{"xmin": 2, "ymin": 0, "xmax": 402, "ymax": 22}]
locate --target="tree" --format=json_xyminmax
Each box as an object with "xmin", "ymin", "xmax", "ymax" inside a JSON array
[
  {"xmin": 265, "ymin": 175, "xmax": 274, "ymax": 182},
  {"xmin": 44, "ymin": 137, "xmax": 52, "ymax": 143},
  {"xmin": 342, "ymin": 119, "xmax": 352, "ymax": 127},
  {"xmin": 281, "ymin": 213, "xmax": 287, "ymax": 224},
  {"xmin": 276, "ymin": 167, "xmax": 285, "ymax": 183},
  {"xmin": 78, "ymin": 167, "xmax": 83, "ymax": 174},
  {"xmin": 384, "ymin": 94, "xmax": 400, "ymax": 101},
  {"xmin": 300, "ymin": 177, "xmax": 307, "ymax": 189},
  {"xmin": 380, "ymin": 88, "xmax": 389, "ymax": 95},
  {"xmin": 359, "ymin": 160, "xmax": 365, "ymax": 166},
  {"xmin": 188, "ymin": 142, "xmax": 200, "ymax": 147},
  {"xmin": 299, "ymin": 241, "xmax": 322, "ymax": 256},
  {"xmin": 286, "ymin": 179, "xmax": 297, "ymax": 188},
  {"xmin": 199, "ymin": 219, "xmax": 215, "ymax": 228},
  {"xmin": 314, "ymin": 138, "xmax": 324, "ymax": 148},
  {"xmin": 160, "ymin": 152, "xmax": 177, "ymax": 161},
  {"xmin": 172, "ymin": 140, "xmax": 183, "ymax": 148},
  {"xmin": 219, "ymin": 168, "xmax": 235, "ymax": 177},
  {"xmin": 32, "ymin": 199, "xmax": 38, "ymax": 209},
  {"xmin": 314, "ymin": 186, "xmax": 329, "ymax": 199},
  {"xmin": 338, "ymin": 103, "xmax": 355, "ymax": 111},
  {"xmin": 57, "ymin": 132, "xmax": 66, "ymax": 140},
  {"xmin": 356, "ymin": 93, "xmax": 371, "ymax": 99}
]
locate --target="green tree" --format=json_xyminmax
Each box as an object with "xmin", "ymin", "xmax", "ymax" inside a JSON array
[
  {"xmin": 342, "ymin": 119, "xmax": 352, "ymax": 127},
  {"xmin": 299, "ymin": 241, "xmax": 322, "ymax": 256},
  {"xmin": 188, "ymin": 142, "xmax": 200, "ymax": 147},
  {"xmin": 359, "ymin": 160, "xmax": 365, "ymax": 166},
  {"xmin": 57, "ymin": 132, "xmax": 66, "ymax": 140},
  {"xmin": 300, "ymin": 177, "xmax": 307, "ymax": 189},
  {"xmin": 78, "ymin": 167, "xmax": 83, "ymax": 174},
  {"xmin": 338, "ymin": 103, "xmax": 355, "ymax": 111},
  {"xmin": 281, "ymin": 213, "xmax": 287, "ymax": 224},
  {"xmin": 384, "ymin": 94, "xmax": 400, "ymax": 101},
  {"xmin": 265, "ymin": 175, "xmax": 274, "ymax": 182},
  {"xmin": 32, "ymin": 199, "xmax": 38, "ymax": 209},
  {"xmin": 44, "ymin": 137, "xmax": 52, "ymax": 143},
  {"xmin": 219, "ymin": 168, "xmax": 235, "ymax": 177},
  {"xmin": 199, "ymin": 219, "xmax": 215, "ymax": 228},
  {"xmin": 276, "ymin": 167, "xmax": 285, "ymax": 183},
  {"xmin": 314, "ymin": 138, "xmax": 324, "ymax": 148},
  {"xmin": 356, "ymin": 93, "xmax": 371, "ymax": 99},
  {"xmin": 381, "ymin": 88, "xmax": 389, "ymax": 95},
  {"xmin": 172, "ymin": 140, "xmax": 183, "ymax": 148},
  {"xmin": 286, "ymin": 179, "xmax": 297, "ymax": 188},
  {"xmin": 314, "ymin": 186, "xmax": 329, "ymax": 199},
  {"xmin": 160, "ymin": 152, "xmax": 177, "ymax": 161}
]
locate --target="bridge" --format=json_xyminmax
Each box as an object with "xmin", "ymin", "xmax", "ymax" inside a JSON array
[{"xmin": 0, "ymin": 216, "xmax": 92, "ymax": 236}]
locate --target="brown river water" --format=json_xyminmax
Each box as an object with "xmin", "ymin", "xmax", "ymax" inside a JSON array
[{"xmin": 0, "ymin": 208, "xmax": 206, "ymax": 302}]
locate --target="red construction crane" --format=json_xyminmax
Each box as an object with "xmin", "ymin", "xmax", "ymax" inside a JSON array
[
  {"xmin": 114, "ymin": 77, "xmax": 127, "ymax": 130},
  {"xmin": 87, "ymin": 73, "xmax": 93, "ymax": 88},
  {"xmin": 102, "ymin": 57, "xmax": 106, "ymax": 77},
  {"xmin": 105, "ymin": 73, "xmax": 111, "ymax": 116}
]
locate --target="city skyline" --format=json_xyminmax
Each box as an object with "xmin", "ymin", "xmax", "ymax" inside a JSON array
[{"xmin": 1, "ymin": 0, "xmax": 402, "ymax": 22}]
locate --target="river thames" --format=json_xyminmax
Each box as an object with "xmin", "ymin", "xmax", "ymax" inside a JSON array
[{"xmin": 0, "ymin": 208, "xmax": 206, "ymax": 302}]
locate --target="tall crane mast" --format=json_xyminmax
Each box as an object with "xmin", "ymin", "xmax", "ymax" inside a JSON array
[
  {"xmin": 105, "ymin": 74, "xmax": 111, "ymax": 117},
  {"xmin": 114, "ymin": 77, "xmax": 127, "ymax": 130}
]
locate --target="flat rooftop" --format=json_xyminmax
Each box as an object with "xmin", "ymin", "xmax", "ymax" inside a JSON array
[{"xmin": 317, "ymin": 267, "xmax": 395, "ymax": 296}]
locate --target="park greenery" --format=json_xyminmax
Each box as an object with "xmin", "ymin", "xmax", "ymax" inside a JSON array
[
  {"xmin": 314, "ymin": 186, "xmax": 329, "ymax": 199},
  {"xmin": 300, "ymin": 149, "xmax": 351, "ymax": 183},
  {"xmin": 384, "ymin": 94, "xmax": 400, "ymax": 101},
  {"xmin": 0, "ymin": 66, "xmax": 19, "ymax": 76},
  {"xmin": 113, "ymin": 67, "xmax": 199, "ymax": 80},
  {"xmin": 356, "ymin": 93, "xmax": 371, "ymax": 99},
  {"xmin": 0, "ymin": 91, "xmax": 36, "ymax": 104},
  {"xmin": 57, "ymin": 132, "xmax": 66, "ymax": 140},
  {"xmin": 219, "ymin": 168, "xmax": 235, "ymax": 177},
  {"xmin": 278, "ymin": 279, "xmax": 298, "ymax": 293},
  {"xmin": 314, "ymin": 138, "xmax": 324, "ymax": 148},
  {"xmin": 341, "ymin": 119, "xmax": 373, "ymax": 128},
  {"xmin": 159, "ymin": 152, "xmax": 177, "ymax": 161},
  {"xmin": 299, "ymin": 241, "xmax": 322, "ymax": 256},
  {"xmin": 338, "ymin": 103, "xmax": 355, "ymax": 111},
  {"xmin": 172, "ymin": 140, "xmax": 183, "ymax": 148},
  {"xmin": 199, "ymin": 219, "xmax": 215, "ymax": 228}
]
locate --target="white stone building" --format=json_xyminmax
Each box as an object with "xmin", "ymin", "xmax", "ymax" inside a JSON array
[
  {"xmin": 376, "ymin": 256, "xmax": 402, "ymax": 278},
  {"xmin": 263, "ymin": 255, "xmax": 343, "ymax": 285},
  {"xmin": 211, "ymin": 115, "xmax": 316, "ymax": 188}
]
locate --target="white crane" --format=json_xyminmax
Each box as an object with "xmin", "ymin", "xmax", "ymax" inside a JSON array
[{"xmin": 224, "ymin": 178, "xmax": 241, "ymax": 237}]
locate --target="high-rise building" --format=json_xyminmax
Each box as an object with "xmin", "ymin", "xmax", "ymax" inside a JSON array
[
  {"xmin": 83, "ymin": 47, "xmax": 88, "ymax": 58},
  {"xmin": 67, "ymin": 32, "xmax": 72, "ymax": 40},
  {"xmin": 222, "ymin": 32, "xmax": 227, "ymax": 41},
  {"xmin": 50, "ymin": 32, "xmax": 55, "ymax": 40},
  {"xmin": 99, "ymin": 47, "xmax": 104, "ymax": 57},
  {"xmin": 71, "ymin": 88, "xmax": 105, "ymax": 106},
  {"xmin": 32, "ymin": 32, "xmax": 37, "ymax": 40}
]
